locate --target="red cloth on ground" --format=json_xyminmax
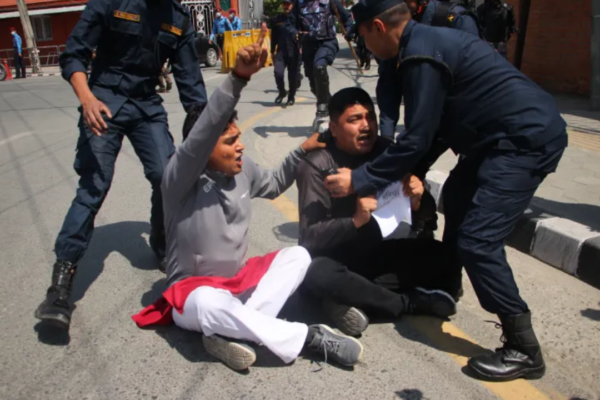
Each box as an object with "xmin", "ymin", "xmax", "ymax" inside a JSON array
[{"xmin": 132, "ymin": 251, "xmax": 279, "ymax": 328}]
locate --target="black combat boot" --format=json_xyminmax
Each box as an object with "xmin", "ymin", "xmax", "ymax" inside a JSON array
[
  {"xmin": 286, "ymin": 96, "xmax": 295, "ymax": 106},
  {"xmin": 275, "ymin": 89, "xmax": 287, "ymax": 104},
  {"xmin": 149, "ymin": 229, "xmax": 167, "ymax": 273},
  {"xmin": 35, "ymin": 260, "xmax": 77, "ymax": 329},
  {"xmin": 468, "ymin": 312, "xmax": 546, "ymax": 381},
  {"xmin": 312, "ymin": 66, "xmax": 331, "ymax": 131}
]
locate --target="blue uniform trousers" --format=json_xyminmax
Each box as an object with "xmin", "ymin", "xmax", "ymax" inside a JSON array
[
  {"xmin": 302, "ymin": 39, "xmax": 337, "ymax": 91},
  {"xmin": 274, "ymin": 52, "xmax": 300, "ymax": 96},
  {"xmin": 442, "ymin": 137, "xmax": 566, "ymax": 316},
  {"xmin": 54, "ymin": 101, "xmax": 174, "ymax": 263}
]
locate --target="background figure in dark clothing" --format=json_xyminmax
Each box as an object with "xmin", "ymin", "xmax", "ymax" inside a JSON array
[
  {"xmin": 477, "ymin": 0, "xmax": 517, "ymax": 59},
  {"xmin": 297, "ymin": 88, "xmax": 457, "ymax": 336},
  {"xmin": 10, "ymin": 27, "xmax": 26, "ymax": 79},
  {"xmin": 271, "ymin": 0, "xmax": 302, "ymax": 106},
  {"xmin": 288, "ymin": 0, "xmax": 353, "ymax": 129}
]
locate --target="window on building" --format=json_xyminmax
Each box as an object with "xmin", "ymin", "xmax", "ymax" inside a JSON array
[{"xmin": 31, "ymin": 16, "xmax": 52, "ymax": 42}]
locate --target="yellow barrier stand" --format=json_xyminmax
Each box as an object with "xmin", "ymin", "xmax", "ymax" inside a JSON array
[{"xmin": 220, "ymin": 29, "xmax": 273, "ymax": 74}]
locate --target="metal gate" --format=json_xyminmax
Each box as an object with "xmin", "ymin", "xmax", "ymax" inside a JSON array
[
  {"xmin": 238, "ymin": 0, "xmax": 263, "ymax": 30},
  {"xmin": 182, "ymin": 0, "xmax": 216, "ymax": 35}
]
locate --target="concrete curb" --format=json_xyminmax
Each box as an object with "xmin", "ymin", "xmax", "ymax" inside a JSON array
[{"xmin": 425, "ymin": 170, "xmax": 600, "ymax": 289}]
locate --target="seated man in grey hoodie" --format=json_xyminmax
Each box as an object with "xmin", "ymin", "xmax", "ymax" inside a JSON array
[{"xmin": 133, "ymin": 28, "xmax": 364, "ymax": 372}]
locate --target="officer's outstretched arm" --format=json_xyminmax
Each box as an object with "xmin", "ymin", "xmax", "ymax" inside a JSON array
[
  {"xmin": 171, "ymin": 23, "xmax": 208, "ymax": 111},
  {"xmin": 351, "ymin": 61, "xmax": 450, "ymax": 196}
]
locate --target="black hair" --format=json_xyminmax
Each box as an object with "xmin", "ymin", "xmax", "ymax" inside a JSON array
[
  {"xmin": 328, "ymin": 87, "xmax": 375, "ymax": 122},
  {"xmin": 182, "ymin": 103, "xmax": 238, "ymax": 141},
  {"xmin": 366, "ymin": 3, "xmax": 410, "ymax": 29}
]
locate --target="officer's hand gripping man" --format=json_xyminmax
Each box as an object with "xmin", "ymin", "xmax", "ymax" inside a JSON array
[
  {"xmin": 287, "ymin": 0, "xmax": 353, "ymax": 130},
  {"xmin": 325, "ymin": 0, "xmax": 568, "ymax": 382},
  {"xmin": 34, "ymin": 0, "xmax": 207, "ymax": 332}
]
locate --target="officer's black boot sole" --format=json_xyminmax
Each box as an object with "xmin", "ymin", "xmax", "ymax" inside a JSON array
[{"xmin": 34, "ymin": 308, "xmax": 71, "ymax": 329}]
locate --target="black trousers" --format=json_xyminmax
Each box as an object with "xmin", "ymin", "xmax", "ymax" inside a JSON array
[
  {"xmin": 303, "ymin": 239, "xmax": 456, "ymax": 318},
  {"xmin": 273, "ymin": 51, "xmax": 300, "ymax": 97},
  {"xmin": 442, "ymin": 138, "xmax": 566, "ymax": 316},
  {"xmin": 13, "ymin": 48, "xmax": 26, "ymax": 78}
]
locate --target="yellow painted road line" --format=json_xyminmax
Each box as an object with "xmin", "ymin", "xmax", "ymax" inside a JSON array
[
  {"xmin": 568, "ymin": 129, "xmax": 600, "ymax": 153},
  {"xmin": 242, "ymin": 102, "xmax": 558, "ymax": 400}
]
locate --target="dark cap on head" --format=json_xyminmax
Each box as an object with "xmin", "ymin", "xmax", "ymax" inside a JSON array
[
  {"xmin": 281, "ymin": 0, "xmax": 292, "ymax": 3},
  {"xmin": 351, "ymin": 0, "xmax": 404, "ymax": 26}
]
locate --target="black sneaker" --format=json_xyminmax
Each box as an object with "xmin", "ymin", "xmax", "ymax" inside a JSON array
[
  {"xmin": 202, "ymin": 334, "xmax": 256, "ymax": 371},
  {"xmin": 323, "ymin": 301, "xmax": 369, "ymax": 336},
  {"xmin": 406, "ymin": 287, "xmax": 457, "ymax": 318},
  {"xmin": 305, "ymin": 324, "xmax": 364, "ymax": 367},
  {"xmin": 286, "ymin": 97, "xmax": 295, "ymax": 106}
]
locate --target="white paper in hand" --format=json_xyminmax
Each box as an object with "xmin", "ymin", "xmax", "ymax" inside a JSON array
[{"xmin": 372, "ymin": 181, "xmax": 412, "ymax": 238}]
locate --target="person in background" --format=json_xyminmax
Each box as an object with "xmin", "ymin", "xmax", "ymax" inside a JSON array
[
  {"xmin": 271, "ymin": 0, "xmax": 301, "ymax": 106},
  {"xmin": 477, "ymin": 0, "xmax": 518, "ymax": 59},
  {"xmin": 287, "ymin": 0, "xmax": 353, "ymax": 130},
  {"xmin": 229, "ymin": 9, "xmax": 243, "ymax": 31},
  {"xmin": 10, "ymin": 27, "xmax": 26, "ymax": 79},
  {"xmin": 210, "ymin": 11, "xmax": 233, "ymax": 53}
]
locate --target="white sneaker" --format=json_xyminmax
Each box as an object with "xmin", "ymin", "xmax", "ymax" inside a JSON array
[{"xmin": 202, "ymin": 334, "xmax": 256, "ymax": 370}]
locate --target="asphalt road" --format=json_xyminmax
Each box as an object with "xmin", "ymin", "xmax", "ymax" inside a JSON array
[{"xmin": 1, "ymin": 48, "xmax": 599, "ymax": 400}]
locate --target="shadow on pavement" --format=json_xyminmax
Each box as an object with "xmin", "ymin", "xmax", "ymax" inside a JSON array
[
  {"xmin": 254, "ymin": 125, "xmax": 312, "ymax": 138},
  {"xmin": 394, "ymin": 316, "xmax": 492, "ymax": 359},
  {"xmin": 580, "ymin": 303, "xmax": 600, "ymax": 321},
  {"xmin": 531, "ymin": 198, "xmax": 600, "ymax": 232},
  {"xmin": 272, "ymin": 222, "xmax": 299, "ymax": 243},
  {"xmin": 395, "ymin": 389, "xmax": 425, "ymax": 400},
  {"xmin": 34, "ymin": 321, "xmax": 71, "ymax": 346},
  {"xmin": 71, "ymin": 221, "xmax": 157, "ymax": 303}
]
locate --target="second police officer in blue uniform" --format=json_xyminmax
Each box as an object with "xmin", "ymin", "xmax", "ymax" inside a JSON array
[
  {"xmin": 34, "ymin": 0, "xmax": 207, "ymax": 332},
  {"xmin": 378, "ymin": 0, "xmax": 482, "ymax": 140},
  {"xmin": 211, "ymin": 11, "xmax": 233, "ymax": 54},
  {"xmin": 271, "ymin": 0, "xmax": 302, "ymax": 106},
  {"xmin": 288, "ymin": 0, "xmax": 353, "ymax": 129},
  {"xmin": 324, "ymin": 0, "xmax": 568, "ymax": 382}
]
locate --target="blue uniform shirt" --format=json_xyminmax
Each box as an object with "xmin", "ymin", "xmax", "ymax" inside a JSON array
[
  {"xmin": 377, "ymin": 0, "xmax": 481, "ymax": 138},
  {"xmin": 271, "ymin": 13, "xmax": 298, "ymax": 57},
  {"xmin": 12, "ymin": 32, "xmax": 22, "ymax": 53},
  {"xmin": 353, "ymin": 21, "xmax": 567, "ymax": 195},
  {"xmin": 288, "ymin": 0, "xmax": 352, "ymax": 41},
  {"xmin": 59, "ymin": 0, "xmax": 207, "ymax": 116},
  {"xmin": 210, "ymin": 16, "xmax": 233, "ymax": 40},
  {"xmin": 230, "ymin": 16, "xmax": 242, "ymax": 31}
]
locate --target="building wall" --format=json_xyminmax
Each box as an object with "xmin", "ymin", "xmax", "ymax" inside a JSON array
[
  {"xmin": 506, "ymin": 0, "xmax": 591, "ymax": 95},
  {"xmin": 0, "ymin": 11, "xmax": 81, "ymax": 66}
]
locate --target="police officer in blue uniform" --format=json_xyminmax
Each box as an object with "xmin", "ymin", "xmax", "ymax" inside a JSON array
[
  {"xmin": 271, "ymin": 0, "xmax": 301, "ymax": 106},
  {"xmin": 288, "ymin": 0, "xmax": 353, "ymax": 127},
  {"xmin": 324, "ymin": 0, "xmax": 568, "ymax": 382},
  {"xmin": 34, "ymin": 0, "xmax": 207, "ymax": 331},
  {"xmin": 211, "ymin": 11, "xmax": 233, "ymax": 53},
  {"xmin": 377, "ymin": 0, "xmax": 481, "ymax": 140}
]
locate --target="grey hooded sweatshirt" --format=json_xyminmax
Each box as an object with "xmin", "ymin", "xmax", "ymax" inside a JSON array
[{"xmin": 162, "ymin": 73, "xmax": 306, "ymax": 287}]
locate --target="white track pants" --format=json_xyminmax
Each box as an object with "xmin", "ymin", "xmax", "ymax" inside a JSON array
[{"xmin": 172, "ymin": 246, "xmax": 310, "ymax": 364}]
